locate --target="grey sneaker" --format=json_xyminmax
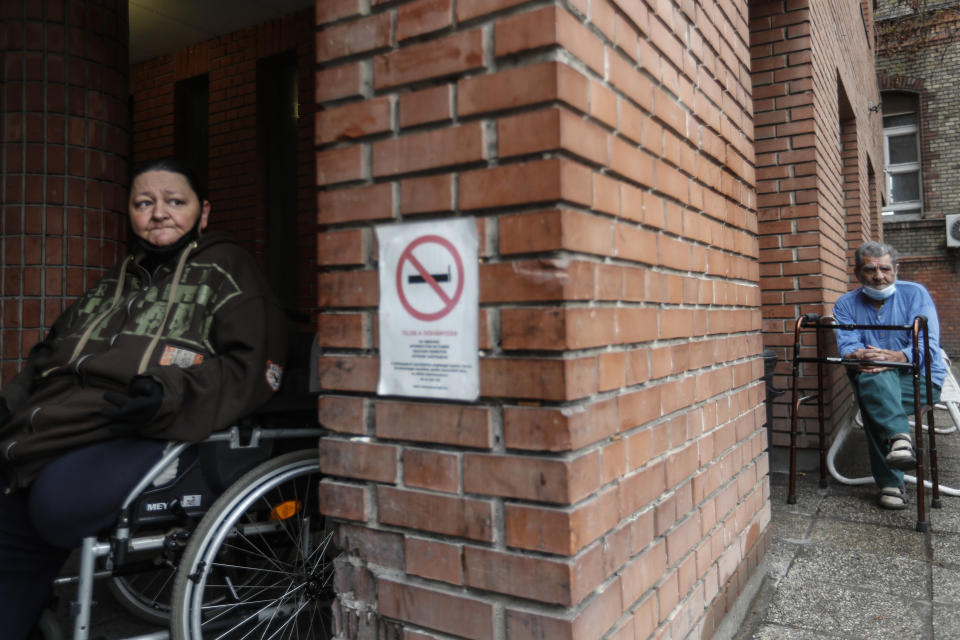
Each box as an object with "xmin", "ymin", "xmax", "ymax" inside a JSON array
[
  {"xmin": 886, "ymin": 433, "xmax": 917, "ymax": 471},
  {"xmin": 879, "ymin": 485, "xmax": 907, "ymax": 510}
]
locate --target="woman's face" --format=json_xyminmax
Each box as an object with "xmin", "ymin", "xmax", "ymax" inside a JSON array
[{"xmin": 129, "ymin": 170, "xmax": 210, "ymax": 247}]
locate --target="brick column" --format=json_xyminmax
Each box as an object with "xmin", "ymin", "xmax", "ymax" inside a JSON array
[
  {"xmin": 1, "ymin": 0, "xmax": 129, "ymax": 382},
  {"xmin": 750, "ymin": 0, "xmax": 884, "ymax": 449},
  {"xmin": 316, "ymin": 2, "xmax": 765, "ymax": 639}
]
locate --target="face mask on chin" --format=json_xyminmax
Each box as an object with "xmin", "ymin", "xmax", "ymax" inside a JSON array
[
  {"xmin": 136, "ymin": 216, "xmax": 203, "ymax": 258},
  {"xmin": 862, "ymin": 283, "xmax": 896, "ymax": 301}
]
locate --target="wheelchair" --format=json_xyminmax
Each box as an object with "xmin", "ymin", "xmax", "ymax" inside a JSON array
[{"xmin": 35, "ymin": 335, "xmax": 334, "ymax": 640}]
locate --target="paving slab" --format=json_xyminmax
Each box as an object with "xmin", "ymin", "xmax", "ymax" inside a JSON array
[
  {"xmin": 732, "ymin": 378, "xmax": 960, "ymax": 640},
  {"xmin": 763, "ymin": 580, "xmax": 930, "ymax": 639}
]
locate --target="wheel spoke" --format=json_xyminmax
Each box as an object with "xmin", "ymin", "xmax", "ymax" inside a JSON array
[
  {"xmin": 172, "ymin": 452, "xmax": 334, "ymax": 640},
  {"xmin": 225, "ymin": 527, "xmax": 291, "ymax": 574},
  {"xmin": 261, "ymin": 598, "xmax": 313, "ymax": 640},
  {"xmin": 209, "ymin": 561, "xmax": 296, "ymax": 578},
  {"xmin": 205, "ymin": 582, "xmax": 306, "ymax": 640}
]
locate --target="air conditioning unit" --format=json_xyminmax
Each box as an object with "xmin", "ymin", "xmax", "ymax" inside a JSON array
[{"xmin": 948, "ymin": 214, "xmax": 960, "ymax": 248}]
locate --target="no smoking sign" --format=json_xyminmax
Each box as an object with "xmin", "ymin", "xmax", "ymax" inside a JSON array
[
  {"xmin": 396, "ymin": 235, "xmax": 465, "ymax": 322},
  {"xmin": 376, "ymin": 219, "xmax": 478, "ymax": 401}
]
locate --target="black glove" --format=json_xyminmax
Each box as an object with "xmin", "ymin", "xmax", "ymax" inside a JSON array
[
  {"xmin": 101, "ymin": 376, "xmax": 163, "ymax": 435},
  {"xmin": 0, "ymin": 397, "xmax": 10, "ymax": 426}
]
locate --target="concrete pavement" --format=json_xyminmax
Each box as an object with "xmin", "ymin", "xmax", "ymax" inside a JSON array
[{"xmin": 730, "ymin": 401, "xmax": 960, "ymax": 640}]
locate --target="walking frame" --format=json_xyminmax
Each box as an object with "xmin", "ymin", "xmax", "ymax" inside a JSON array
[{"xmin": 787, "ymin": 313, "xmax": 941, "ymax": 532}]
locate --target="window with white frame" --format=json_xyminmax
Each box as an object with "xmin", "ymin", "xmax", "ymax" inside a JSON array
[{"xmin": 881, "ymin": 91, "xmax": 922, "ymax": 217}]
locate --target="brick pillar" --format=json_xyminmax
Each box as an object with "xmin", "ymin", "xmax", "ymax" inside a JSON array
[
  {"xmin": 0, "ymin": 0, "xmax": 129, "ymax": 382},
  {"xmin": 317, "ymin": 2, "xmax": 765, "ymax": 639},
  {"xmin": 750, "ymin": 0, "xmax": 884, "ymax": 449},
  {"xmin": 751, "ymin": 0, "xmax": 821, "ymax": 448}
]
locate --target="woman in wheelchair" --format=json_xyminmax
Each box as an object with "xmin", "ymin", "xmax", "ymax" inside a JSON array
[{"xmin": 0, "ymin": 158, "xmax": 289, "ymax": 639}]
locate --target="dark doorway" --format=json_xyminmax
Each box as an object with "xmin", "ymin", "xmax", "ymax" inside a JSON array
[
  {"xmin": 258, "ymin": 51, "xmax": 300, "ymax": 312},
  {"xmin": 174, "ymin": 74, "xmax": 209, "ymax": 195}
]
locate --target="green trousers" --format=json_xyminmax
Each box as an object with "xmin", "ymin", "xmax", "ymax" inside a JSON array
[{"xmin": 855, "ymin": 369, "xmax": 941, "ymax": 489}]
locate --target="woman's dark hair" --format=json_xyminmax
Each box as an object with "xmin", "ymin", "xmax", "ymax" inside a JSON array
[{"xmin": 129, "ymin": 157, "xmax": 207, "ymax": 202}]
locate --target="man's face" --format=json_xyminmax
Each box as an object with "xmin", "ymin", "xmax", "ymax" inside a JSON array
[{"xmin": 857, "ymin": 254, "xmax": 898, "ymax": 289}]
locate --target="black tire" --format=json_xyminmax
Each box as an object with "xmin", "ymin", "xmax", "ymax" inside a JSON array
[
  {"xmin": 170, "ymin": 449, "xmax": 334, "ymax": 639},
  {"xmin": 107, "ymin": 561, "xmax": 176, "ymax": 625}
]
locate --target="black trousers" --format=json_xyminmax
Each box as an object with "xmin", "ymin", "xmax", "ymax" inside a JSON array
[{"xmin": 0, "ymin": 438, "xmax": 166, "ymax": 640}]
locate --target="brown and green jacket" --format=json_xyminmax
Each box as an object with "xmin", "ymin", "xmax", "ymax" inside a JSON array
[{"xmin": 0, "ymin": 232, "xmax": 288, "ymax": 491}]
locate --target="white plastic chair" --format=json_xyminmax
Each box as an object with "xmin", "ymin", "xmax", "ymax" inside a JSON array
[
  {"xmin": 828, "ymin": 349, "xmax": 960, "ymax": 495},
  {"xmin": 937, "ymin": 351, "xmax": 960, "ymax": 430}
]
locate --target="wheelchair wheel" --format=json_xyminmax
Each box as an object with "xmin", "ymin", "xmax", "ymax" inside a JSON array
[
  {"xmin": 109, "ymin": 567, "xmax": 175, "ymax": 625},
  {"xmin": 170, "ymin": 449, "xmax": 334, "ymax": 640}
]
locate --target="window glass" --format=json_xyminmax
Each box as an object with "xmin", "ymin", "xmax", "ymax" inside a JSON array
[
  {"xmin": 882, "ymin": 113, "xmax": 915, "ymax": 128},
  {"xmin": 887, "ymin": 133, "xmax": 918, "ymax": 164},
  {"xmin": 890, "ymin": 172, "xmax": 920, "ymax": 203},
  {"xmin": 881, "ymin": 91, "xmax": 921, "ymax": 216}
]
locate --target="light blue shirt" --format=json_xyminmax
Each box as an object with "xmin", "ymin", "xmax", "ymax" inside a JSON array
[{"xmin": 832, "ymin": 280, "xmax": 946, "ymax": 387}]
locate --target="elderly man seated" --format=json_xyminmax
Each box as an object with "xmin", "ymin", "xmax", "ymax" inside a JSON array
[{"xmin": 833, "ymin": 241, "xmax": 946, "ymax": 510}]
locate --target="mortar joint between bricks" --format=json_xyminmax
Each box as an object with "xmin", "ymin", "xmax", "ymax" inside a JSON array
[
  {"xmin": 493, "ymin": 601, "xmax": 507, "ymax": 640},
  {"xmin": 362, "ymin": 144, "xmax": 372, "ymax": 183},
  {"xmin": 391, "ymin": 182, "xmax": 400, "ymax": 221},
  {"xmin": 484, "ymin": 214, "xmax": 499, "ymax": 260},
  {"xmin": 364, "ymin": 484, "xmax": 377, "ymax": 524},
  {"xmin": 482, "ymin": 23, "xmax": 495, "ymax": 70},
  {"xmin": 483, "ymin": 119, "xmax": 498, "ymax": 165},
  {"xmin": 491, "ymin": 498, "xmax": 505, "ymax": 548},
  {"xmin": 490, "ymin": 404, "xmax": 504, "ymax": 453},
  {"xmin": 364, "ymin": 398, "xmax": 375, "ymax": 435},
  {"xmin": 388, "ymin": 93, "xmax": 398, "ymax": 135},
  {"xmin": 450, "ymin": 81, "xmax": 459, "ymax": 125},
  {"xmin": 361, "ymin": 59, "xmax": 374, "ymax": 99}
]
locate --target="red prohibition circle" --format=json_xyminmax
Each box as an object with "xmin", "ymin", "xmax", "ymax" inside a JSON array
[{"xmin": 395, "ymin": 235, "xmax": 465, "ymax": 321}]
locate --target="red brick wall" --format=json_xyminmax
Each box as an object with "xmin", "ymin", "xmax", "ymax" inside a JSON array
[
  {"xmin": 1, "ymin": 1, "xmax": 129, "ymax": 383},
  {"xmin": 751, "ymin": 0, "xmax": 884, "ymax": 448},
  {"xmin": 876, "ymin": 5, "xmax": 960, "ymax": 357},
  {"xmin": 899, "ymin": 249, "xmax": 960, "ymax": 357},
  {"xmin": 316, "ymin": 1, "xmax": 766, "ymax": 638},
  {"xmin": 129, "ymin": 9, "xmax": 318, "ymax": 314}
]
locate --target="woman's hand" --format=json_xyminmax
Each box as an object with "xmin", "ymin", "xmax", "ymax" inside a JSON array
[{"xmin": 101, "ymin": 376, "xmax": 164, "ymax": 434}]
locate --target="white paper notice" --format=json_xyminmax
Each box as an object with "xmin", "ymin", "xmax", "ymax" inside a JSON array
[{"xmin": 376, "ymin": 219, "xmax": 479, "ymax": 400}]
